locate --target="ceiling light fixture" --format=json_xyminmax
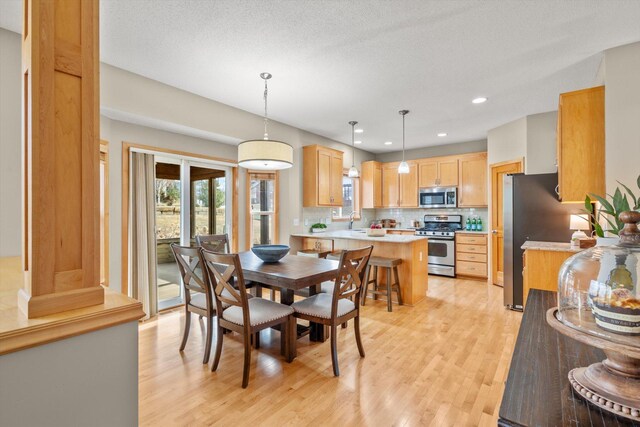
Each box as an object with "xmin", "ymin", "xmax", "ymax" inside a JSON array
[
  {"xmin": 437, "ymin": 132, "xmax": 448, "ymax": 137},
  {"xmin": 472, "ymin": 97, "xmax": 488, "ymax": 104},
  {"xmin": 354, "ymin": 129, "xmax": 364, "ymax": 134},
  {"xmin": 354, "ymin": 140, "xmax": 362, "ymax": 144},
  {"xmin": 348, "ymin": 121, "xmax": 359, "ymax": 178},
  {"xmin": 398, "ymin": 110, "xmax": 410, "ymax": 174},
  {"xmin": 238, "ymin": 72, "xmax": 293, "ymax": 170},
  {"xmin": 384, "ymin": 141, "xmax": 393, "ymax": 145}
]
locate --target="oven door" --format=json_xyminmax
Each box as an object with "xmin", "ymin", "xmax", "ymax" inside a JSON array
[{"xmin": 427, "ymin": 238, "xmax": 455, "ymax": 266}]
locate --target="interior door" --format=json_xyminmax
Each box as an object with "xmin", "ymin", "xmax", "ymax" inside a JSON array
[{"xmin": 490, "ymin": 159, "xmax": 523, "ymax": 286}]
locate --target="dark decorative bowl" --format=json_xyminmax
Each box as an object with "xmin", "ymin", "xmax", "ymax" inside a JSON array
[{"xmin": 251, "ymin": 245, "xmax": 290, "ymax": 263}]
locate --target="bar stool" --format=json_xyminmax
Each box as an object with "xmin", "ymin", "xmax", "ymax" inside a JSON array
[{"xmin": 362, "ymin": 256, "xmax": 403, "ymax": 312}]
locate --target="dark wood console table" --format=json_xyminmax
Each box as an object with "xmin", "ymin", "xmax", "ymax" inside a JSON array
[{"xmin": 499, "ymin": 289, "xmax": 639, "ymax": 426}]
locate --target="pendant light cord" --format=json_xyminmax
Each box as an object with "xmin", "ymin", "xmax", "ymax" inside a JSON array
[
  {"xmin": 263, "ymin": 77, "xmax": 269, "ymax": 140},
  {"xmin": 402, "ymin": 113, "xmax": 405, "ymax": 162},
  {"xmin": 349, "ymin": 121, "xmax": 358, "ymax": 168}
]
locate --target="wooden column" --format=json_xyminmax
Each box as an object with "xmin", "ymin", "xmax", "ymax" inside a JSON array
[{"xmin": 19, "ymin": 0, "xmax": 103, "ymax": 318}]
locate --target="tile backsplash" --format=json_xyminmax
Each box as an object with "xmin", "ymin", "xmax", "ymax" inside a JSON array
[{"xmin": 299, "ymin": 207, "xmax": 488, "ymax": 232}]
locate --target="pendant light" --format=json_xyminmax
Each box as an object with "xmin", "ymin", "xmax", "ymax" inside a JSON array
[
  {"xmin": 398, "ymin": 109, "xmax": 410, "ymax": 174},
  {"xmin": 348, "ymin": 121, "xmax": 359, "ymax": 178},
  {"xmin": 238, "ymin": 73, "xmax": 293, "ymax": 170}
]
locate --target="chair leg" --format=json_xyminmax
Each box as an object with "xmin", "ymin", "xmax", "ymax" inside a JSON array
[
  {"xmin": 203, "ymin": 315, "xmax": 213, "ymax": 364},
  {"xmin": 179, "ymin": 309, "xmax": 191, "ymax": 351},
  {"xmin": 254, "ymin": 332, "xmax": 261, "ymax": 349},
  {"xmin": 362, "ymin": 265, "xmax": 370, "ymax": 306},
  {"xmin": 330, "ymin": 324, "xmax": 340, "ymax": 377},
  {"xmin": 242, "ymin": 331, "xmax": 252, "ymax": 388},
  {"xmin": 211, "ymin": 324, "xmax": 224, "ymax": 372},
  {"xmin": 386, "ymin": 267, "xmax": 393, "ymax": 312},
  {"xmin": 373, "ymin": 266, "xmax": 379, "ymax": 301},
  {"xmin": 394, "ymin": 266, "xmax": 403, "ymax": 305},
  {"xmin": 354, "ymin": 315, "xmax": 365, "ymax": 357},
  {"xmin": 270, "ymin": 289, "xmax": 276, "ymax": 301}
]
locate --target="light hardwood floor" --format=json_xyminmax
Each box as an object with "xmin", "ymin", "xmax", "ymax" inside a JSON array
[{"xmin": 139, "ymin": 277, "xmax": 522, "ymax": 426}]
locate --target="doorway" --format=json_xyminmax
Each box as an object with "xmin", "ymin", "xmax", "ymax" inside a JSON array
[
  {"xmin": 490, "ymin": 158, "xmax": 523, "ymax": 286},
  {"xmin": 153, "ymin": 156, "xmax": 233, "ymax": 310}
]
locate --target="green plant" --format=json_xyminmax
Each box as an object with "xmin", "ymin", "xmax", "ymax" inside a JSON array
[
  {"xmin": 584, "ymin": 175, "xmax": 640, "ymax": 237},
  {"xmin": 310, "ymin": 223, "xmax": 327, "ymax": 230}
]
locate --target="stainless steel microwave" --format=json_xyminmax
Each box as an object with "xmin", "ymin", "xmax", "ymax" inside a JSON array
[{"xmin": 418, "ymin": 187, "xmax": 457, "ymax": 208}]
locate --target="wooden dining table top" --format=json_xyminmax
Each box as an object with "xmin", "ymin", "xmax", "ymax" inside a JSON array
[{"xmin": 237, "ymin": 251, "xmax": 339, "ymax": 290}]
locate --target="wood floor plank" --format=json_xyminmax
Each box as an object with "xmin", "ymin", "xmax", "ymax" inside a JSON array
[{"xmin": 139, "ymin": 277, "xmax": 521, "ymax": 426}]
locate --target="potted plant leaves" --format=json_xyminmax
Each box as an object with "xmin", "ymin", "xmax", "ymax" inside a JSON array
[{"xmin": 311, "ymin": 223, "xmax": 327, "ymax": 233}]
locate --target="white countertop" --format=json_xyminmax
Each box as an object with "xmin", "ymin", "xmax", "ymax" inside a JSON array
[
  {"xmin": 291, "ymin": 230, "xmax": 427, "ymax": 243},
  {"xmin": 456, "ymin": 230, "xmax": 489, "ymax": 235},
  {"xmin": 521, "ymin": 241, "xmax": 584, "ymax": 253}
]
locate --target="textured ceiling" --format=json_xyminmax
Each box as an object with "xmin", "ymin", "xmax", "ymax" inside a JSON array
[{"xmin": 2, "ymin": 0, "xmax": 640, "ymax": 152}]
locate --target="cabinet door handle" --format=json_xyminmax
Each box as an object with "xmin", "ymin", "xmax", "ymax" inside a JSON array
[{"xmin": 491, "ymin": 229, "xmax": 498, "ymax": 234}]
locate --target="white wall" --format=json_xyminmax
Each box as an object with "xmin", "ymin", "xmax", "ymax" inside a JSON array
[
  {"xmin": 0, "ymin": 322, "xmax": 139, "ymax": 427},
  {"xmin": 0, "ymin": 29, "xmax": 21, "ymax": 257},
  {"xmin": 487, "ymin": 117, "xmax": 527, "ymax": 167},
  {"xmin": 525, "ymin": 111, "xmax": 558, "ymax": 174},
  {"xmin": 603, "ymin": 41, "xmax": 640, "ymax": 194}
]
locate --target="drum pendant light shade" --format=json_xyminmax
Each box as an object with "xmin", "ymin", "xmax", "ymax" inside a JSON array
[
  {"xmin": 238, "ymin": 140, "xmax": 293, "ymax": 170},
  {"xmin": 239, "ymin": 72, "xmax": 293, "ymax": 170}
]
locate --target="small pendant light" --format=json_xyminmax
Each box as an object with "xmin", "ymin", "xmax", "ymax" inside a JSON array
[
  {"xmin": 238, "ymin": 73, "xmax": 294, "ymax": 170},
  {"xmin": 398, "ymin": 110, "xmax": 410, "ymax": 174},
  {"xmin": 348, "ymin": 121, "xmax": 359, "ymax": 178}
]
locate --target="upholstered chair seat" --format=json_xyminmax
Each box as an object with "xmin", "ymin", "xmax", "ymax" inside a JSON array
[
  {"xmin": 291, "ymin": 294, "xmax": 355, "ymax": 319},
  {"xmin": 223, "ymin": 298, "xmax": 293, "ymax": 327}
]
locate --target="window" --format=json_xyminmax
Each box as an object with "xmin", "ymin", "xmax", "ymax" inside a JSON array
[
  {"xmin": 332, "ymin": 170, "xmax": 360, "ymax": 220},
  {"xmin": 246, "ymin": 171, "xmax": 278, "ymax": 247}
]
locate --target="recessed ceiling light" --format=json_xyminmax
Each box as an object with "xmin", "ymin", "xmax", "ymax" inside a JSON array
[
  {"xmin": 472, "ymin": 97, "xmax": 488, "ymax": 104},
  {"xmin": 354, "ymin": 129, "xmax": 364, "ymax": 133},
  {"xmin": 437, "ymin": 132, "xmax": 448, "ymax": 137},
  {"xmin": 354, "ymin": 140, "xmax": 362, "ymax": 144},
  {"xmin": 384, "ymin": 141, "xmax": 393, "ymax": 145}
]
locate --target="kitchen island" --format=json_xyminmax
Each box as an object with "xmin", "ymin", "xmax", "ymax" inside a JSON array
[{"xmin": 289, "ymin": 231, "xmax": 428, "ymax": 305}]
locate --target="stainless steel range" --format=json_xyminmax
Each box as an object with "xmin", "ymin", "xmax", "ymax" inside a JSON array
[{"xmin": 415, "ymin": 214, "xmax": 462, "ymax": 277}]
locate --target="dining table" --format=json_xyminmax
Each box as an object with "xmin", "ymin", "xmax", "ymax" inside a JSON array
[{"xmin": 237, "ymin": 251, "xmax": 339, "ymax": 344}]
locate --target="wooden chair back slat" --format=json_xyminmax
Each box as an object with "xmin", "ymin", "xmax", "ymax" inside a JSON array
[
  {"xmin": 200, "ymin": 249, "xmax": 251, "ymax": 326},
  {"xmin": 196, "ymin": 234, "xmax": 230, "ymax": 253},
  {"xmin": 331, "ymin": 246, "xmax": 373, "ymax": 317},
  {"xmin": 171, "ymin": 243, "xmax": 212, "ymax": 309}
]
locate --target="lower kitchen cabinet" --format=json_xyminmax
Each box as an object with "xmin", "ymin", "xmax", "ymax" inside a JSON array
[
  {"xmin": 522, "ymin": 248, "xmax": 575, "ymax": 308},
  {"xmin": 455, "ymin": 233, "xmax": 487, "ymax": 279}
]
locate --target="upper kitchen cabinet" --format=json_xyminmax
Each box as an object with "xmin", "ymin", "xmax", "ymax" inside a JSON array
[
  {"xmin": 361, "ymin": 161, "xmax": 383, "ymax": 209},
  {"xmin": 303, "ymin": 145, "xmax": 344, "ymax": 207},
  {"xmin": 458, "ymin": 152, "xmax": 487, "ymax": 207},
  {"xmin": 556, "ymin": 86, "xmax": 605, "ymax": 203},
  {"xmin": 418, "ymin": 157, "xmax": 459, "ymax": 187},
  {"xmin": 382, "ymin": 162, "xmax": 418, "ymax": 208}
]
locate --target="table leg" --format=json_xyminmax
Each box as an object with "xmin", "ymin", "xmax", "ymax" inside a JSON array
[{"xmin": 308, "ymin": 284, "xmax": 328, "ymax": 342}]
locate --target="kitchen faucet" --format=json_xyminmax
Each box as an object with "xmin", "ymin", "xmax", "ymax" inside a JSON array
[{"xmin": 349, "ymin": 211, "xmax": 356, "ymax": 230}]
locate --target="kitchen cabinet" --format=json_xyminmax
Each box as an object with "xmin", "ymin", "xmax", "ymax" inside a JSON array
[
  {"xmin": 361, "ymin": 161, "xmax": 383, "ymax": 209},
  {"xmin": 556, "ymin": 86, "xmax": 605, "ymax": 203},
  {"xmin": 303, "ymin": 145, "xmax": 344, "ymax": 207},
  {"xmin": 455, "ymin": 233, "xmax": 487, "ymax": 279},
  {"xmin": 418, "ymin": 158, "xmax": 458, "ymax": 188},
  {"xmin": 382, "ymin": 162, "xmax": 418, "ymax": 208},
  {"xmin": 522, "ymin": 248, "xmax": 576, "ymax": 308},
  {"xmin": 458, "ymin": 152, "xmax": 487, "ymax": 207}
]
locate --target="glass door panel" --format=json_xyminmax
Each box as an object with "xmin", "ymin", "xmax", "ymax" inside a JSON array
[
  {"xmin": 249, "ymin": 173, "xmax": 276, "ymax": 246},
  {"xmin": 155, "ymin": 158, "xmax": 183, "ymax": 309}
]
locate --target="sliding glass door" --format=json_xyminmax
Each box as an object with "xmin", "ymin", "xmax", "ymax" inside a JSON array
[{"xmin": 152, "ymin": 156, "xmax": 233, "ymax": 310}]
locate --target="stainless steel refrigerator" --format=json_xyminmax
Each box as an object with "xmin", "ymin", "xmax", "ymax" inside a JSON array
[{"xmin": 503, "ymin": 173, "xmax": 584, "ymax": 310}]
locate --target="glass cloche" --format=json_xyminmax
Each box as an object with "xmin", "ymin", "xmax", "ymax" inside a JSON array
[{"xmin": 557, "ymin": 211, "xmax": 640, "ymax": 346}]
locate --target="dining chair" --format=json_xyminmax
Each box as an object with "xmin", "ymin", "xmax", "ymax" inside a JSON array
[
  {"xmin": 200, "ymin": 248, "xmax": 296, "ymax": 388},
  {"xmin": 171, "ymin": 243, "xmax": 217, "ymax": 364},
  {"xmin": 291, "ymin": 246, "xmax": 373, "ymax": 376},
  {"xmin": 195, "ymin": 234, "xmax": 230, "ymax": 253}
]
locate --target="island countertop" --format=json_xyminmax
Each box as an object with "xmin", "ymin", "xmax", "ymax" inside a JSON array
[
  {"xmin": 521, "ymin": 240, "xmax": 583, "ymax": 253},
  {"xmin": 291, "ymin": 230, "xmax": 427, "ymax": 243}
]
